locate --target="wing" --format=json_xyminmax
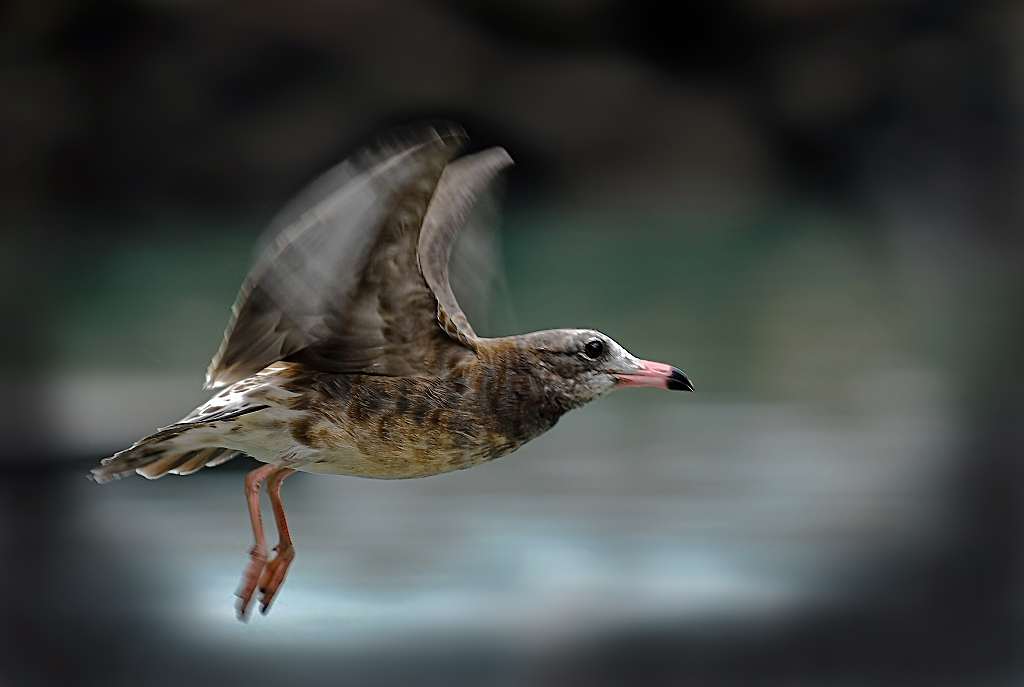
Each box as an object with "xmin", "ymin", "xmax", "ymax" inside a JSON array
[
  {"xmin": 418, "ymin": 147, "xmax": 515, "ymax": 347},
  {"xmin": 205, "ymin": 125, "xmax": 513, "ymax": 388},
  {"xmin": 288, "ymin": 146, "xmax": 515, "ymax": 376},
  {"xmin": 447, "ymin": 168, "xmax": 518, "ymax": 339},
  {"xmin": 205, "ymin": 124, "xmax": 466, "ymax": 388}
]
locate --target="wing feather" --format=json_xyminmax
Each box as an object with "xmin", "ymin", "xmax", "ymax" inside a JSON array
[
  {"xmin": 205, "ymin": 126, "xmax": 512, "ymax": 387},
  {"xmin": 418, "ymin": 147, "xmax": 514, "ymax": 346},
  {"xmin": 205, "ymin": 125, "xmax": 466, "ymax": 388}
]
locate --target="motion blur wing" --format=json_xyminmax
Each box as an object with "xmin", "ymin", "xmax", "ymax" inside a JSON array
[
  {"xmin": 418, "ymin": 147, "xmax": 515, "ymax": 347},
  {"xmin": 206, "ymin": 125, "xmax": 514, "ymax": 388},
  {"xmin": 205, "ymin": 124, "xmax": 466, "ymax": 388},
  {"xmin": 447, "ymin": 170, "xmax": 517, "ymax": 339}
]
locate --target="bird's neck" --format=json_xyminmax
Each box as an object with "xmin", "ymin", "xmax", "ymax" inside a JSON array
[{"xmin": 469, "ymin": 337, "xmax": 572, "ymax": 444}]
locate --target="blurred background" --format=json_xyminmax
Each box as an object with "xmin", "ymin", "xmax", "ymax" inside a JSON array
[{"xmin": 2, "ymin": 0, "xmax": 1023, "ymax": 684}]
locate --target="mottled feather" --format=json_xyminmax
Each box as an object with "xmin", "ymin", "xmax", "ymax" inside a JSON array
[{"xmin": 206, "ymin": 124, "xmax": 469, "ymax": 388}]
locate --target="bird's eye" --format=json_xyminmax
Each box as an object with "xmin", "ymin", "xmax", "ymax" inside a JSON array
[{"xmin": 583, "ymin": 339, "xmax": 605, "ymax": 359}]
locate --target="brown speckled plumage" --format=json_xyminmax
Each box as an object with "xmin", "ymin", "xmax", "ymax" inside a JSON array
[
  {"xmin": 273, "ymin": 335, "xmax": 571, "ymax": 479},
  {"xmin": 91, "ymin": 123, "xmax": 692, "ymax": 619}
]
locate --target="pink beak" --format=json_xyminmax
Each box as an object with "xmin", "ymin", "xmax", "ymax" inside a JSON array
[{"xmin": 615, "ymin": 359, "xmax": 693, "ymax": 391}]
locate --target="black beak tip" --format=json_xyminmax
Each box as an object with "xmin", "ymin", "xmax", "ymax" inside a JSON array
[{"xmin": 666, "ymin": 367, "xmax": 694, "ymax": 392}]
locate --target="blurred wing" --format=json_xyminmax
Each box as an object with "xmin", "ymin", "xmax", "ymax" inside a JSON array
[
  {"xmin": 448, "ymin": 167, "xmax": 518, "ymax": 339},
  {"xmin": 292, "ymin": 146, "xmax": 515, "ymax": 375},
  {"xmin": 417, "ymin": 147, "xmax": 514, "ymax": 347},
  {"xmin": 205, "ymin": 124, "xmax": 466, "ymax": 388}
]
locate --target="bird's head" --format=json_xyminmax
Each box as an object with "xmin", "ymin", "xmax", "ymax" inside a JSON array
[{"xmin": 519, "ymin": 329, "xmax": 693, "ymax": 409}]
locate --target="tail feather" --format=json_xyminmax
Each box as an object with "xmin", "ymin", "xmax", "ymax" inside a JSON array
[
  {"xmin": 93, "ymin": 438, "xmax": 244, "ymax": 482},
  {"xmin": 92, "ymin": 433, "xmax": 248, "ymax": 484},
  {"xmin": 136, "ymin": 449, "xmax": 199, "ymax": 479},
  {"xmin": 91, "ymin": 403, "xmax": 269, "ymax": 483},
  {"xmin": 92, "ymin": 426, "xmax": 182, "ymax": 483},
  {"xmin": 171, "ymin": 447, "xmax": 231, "ymax": 476},
  {"xmin": 206, "ymin": 449, "xmax": 241, "ymax": 468}
]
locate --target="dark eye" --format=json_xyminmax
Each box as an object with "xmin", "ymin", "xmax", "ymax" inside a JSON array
[{"xmin": 583, "ymin": 339, "xmax": 605, "ymax": 359}]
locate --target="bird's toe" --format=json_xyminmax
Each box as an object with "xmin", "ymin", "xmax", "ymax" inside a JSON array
[
  {"xmin": 235, "ymin": 545, "xmax": 268, "ymax": 621},
  {"xmin": 258, "ymin": 545, "xmax": 295, "ymax": 614}
]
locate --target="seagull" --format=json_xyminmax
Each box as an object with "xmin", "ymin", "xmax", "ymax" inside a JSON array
[{"xmin": 91, "ymin": 124, "xmax": 693, "ymax": 619}]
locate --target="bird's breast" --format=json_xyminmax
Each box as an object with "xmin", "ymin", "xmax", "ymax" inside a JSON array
[{"xmin": 283, "ymin": 369, "xmax": 552, "ymax": 478}]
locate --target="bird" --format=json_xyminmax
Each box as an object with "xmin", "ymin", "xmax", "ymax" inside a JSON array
[{"xmin": 91, "ymin": 123, "xmax": 693, "ymax": 620}]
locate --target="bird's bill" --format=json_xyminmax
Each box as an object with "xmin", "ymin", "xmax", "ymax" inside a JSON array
[{"xmin": 615, "ymin": 359, "xmax": 694, "ymax": 391}]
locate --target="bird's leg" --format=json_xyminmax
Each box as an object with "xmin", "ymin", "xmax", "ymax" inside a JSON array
[
  {"xmin": 236, "ymin": 463, "xmax": 277, "ymax": 620},
  {"xmin": 258, "ymin": 467, "xmax": 296, "ymax": 614}
]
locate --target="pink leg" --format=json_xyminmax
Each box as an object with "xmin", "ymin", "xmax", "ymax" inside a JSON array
[
  {"xmin": 258, "ymin": 467, "xmax": 296, "ymax": 614},
  {"xmin": 236, "ymin": 463, "xmax": 277, "ymax": 620}
]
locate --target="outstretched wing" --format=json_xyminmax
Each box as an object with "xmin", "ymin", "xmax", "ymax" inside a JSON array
[
  {"xmin": 206, "ymin": 124, "xmax": 465, "ymax": 388},
  {"xmin": 418, "ymin": 148, "xmax": 515, "ymax": 347},
  {"xmin": 205, "ymin": 124, "xmax": 513, "ymax": 388}
]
